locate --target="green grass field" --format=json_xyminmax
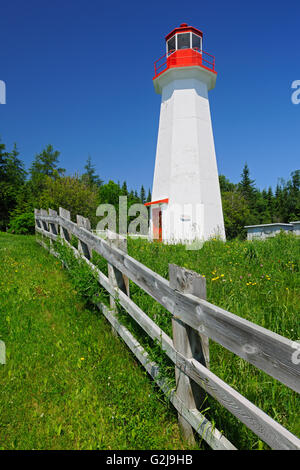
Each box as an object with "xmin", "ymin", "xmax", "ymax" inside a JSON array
[
  {"xmin": 0, "ymin": 231, "xmax": 299, "ymax": 450},
  {"xmin": 0, "ymin": 232, "xmax": 191, "ymax": 450}
]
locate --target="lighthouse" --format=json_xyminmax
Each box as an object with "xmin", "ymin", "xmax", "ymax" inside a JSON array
[{"xmin": 146, "ymin": 23, "xmax": 225, "ymax": 243}]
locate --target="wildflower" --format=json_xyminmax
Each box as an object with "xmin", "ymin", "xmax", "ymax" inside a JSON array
[{"xmin": 80, "ymin": 357, "xmax": 85, "ymax": 361}]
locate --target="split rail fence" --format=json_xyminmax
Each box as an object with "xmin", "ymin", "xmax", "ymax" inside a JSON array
[{"xmin": 34, "ymin": 207, "xmax": 300, "ymax": 450}]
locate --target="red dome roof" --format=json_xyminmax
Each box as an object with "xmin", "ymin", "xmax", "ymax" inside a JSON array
[{"xmin": 165, "ymin": 23, "xmax": 203, "ymax": 42}]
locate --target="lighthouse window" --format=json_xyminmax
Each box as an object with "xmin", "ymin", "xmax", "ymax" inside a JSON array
[
  {"xmin": 167, "ymin": 36, "xmax": 176, "ymax": 54},
  {"xmin": 192, "ymin": 33, "xmax": 201, "ymax": 51},
  {"xmin": 177, "ymin": 33, "xmax": 190, "ymax": 50}
]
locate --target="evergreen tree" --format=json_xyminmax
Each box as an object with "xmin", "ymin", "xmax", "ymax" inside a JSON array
[
  {"xmin": 121, "ymin": 181, "xmax": 128, "ymax": 195},
  {"xmin": 82, "ymin": 155, "xmax": 103, "ymax": 187},
  {"xmin": 5, "ymin": 143, "xmax": 26, "ymax": 186},
  {"xmin": 238, "ymin": 163, "xmax": 256, "ymax": 203},
  {"xmin": 0, "ymin": 138, "xmax": 7, "ymax": 180},
  {"xmin": 0, "ymin": 142, "xmax": 26, "ymax": 230},
  {"xmin": 146, "ymin": 188, "xmax": 151, "ymax": 203},
  {"xmin": 267, "ymin": 187, "xmax": 274, "ymax": 221},
  {"xmin": 140, "ymin": 185, "xmax": 146, "ymax": 204},
  {"xmin": 30, "ymin": 145, "xmax": 65, "ymax": 180}
]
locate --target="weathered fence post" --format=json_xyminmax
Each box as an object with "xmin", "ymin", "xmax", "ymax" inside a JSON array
[
  {"xmin": 76, "ymin": 215, "xmax": 92, "ymax": 259},
  {"xmin": 40, "ymin": 209, "xmax": 49, "ymax": 231},
  {"xmin": 107, "ymin": 232, "xmax": 130, "ymax": 310},
  {"xmin": 48, "ymin": 209, "xmax": 58, "ymax": 250},
  {"xmin": 34, "ymin": 209, "xmax": 41, "ymax": 232},
  {"xmin": 59, "ymin": 207, "xmax": 71, "ymax": 242},
  {"xmin": 39, "ymin": 209, "xmax": 49, "ymax": 246},
  {"xmin": 169, "ymin": 263, "xmax": 209, "ymax": 444}
]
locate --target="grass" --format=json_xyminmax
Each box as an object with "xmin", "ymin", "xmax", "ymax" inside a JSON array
[{"xmin": 0, "ymin": 232, "xmax": 193, "ymax": 450}]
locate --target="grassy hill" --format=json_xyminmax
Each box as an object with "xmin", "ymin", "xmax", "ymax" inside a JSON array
[{"xmin": 0, "ymin": 233, "xmax": 190, "ymax": 450}]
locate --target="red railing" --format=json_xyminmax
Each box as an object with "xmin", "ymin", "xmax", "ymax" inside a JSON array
[{"xmin": 153, "ymin": 48, "xmax": 216, "ymax": 79}]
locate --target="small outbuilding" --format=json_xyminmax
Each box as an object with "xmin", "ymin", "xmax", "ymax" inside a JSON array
[
  {"xmin": 244, "ymin": 223, "xmax": 294, "ymax": 241},
  {"xmin": 289, "ymin": 221, "xmax": 300, "ymax": 236}
]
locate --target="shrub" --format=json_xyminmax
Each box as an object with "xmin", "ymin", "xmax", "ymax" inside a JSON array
[{"xmin": 8, "ymin": 212, "xmax": 35, "ymax": 234}]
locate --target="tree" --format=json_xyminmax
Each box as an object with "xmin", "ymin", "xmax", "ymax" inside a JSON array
[
  {"xmin": 146, "ymin": 188, "xmax": 151, "ymax": 203},
  {"xmin": 140, "ymin": 185, "xmax": 146, "ymax": 204},
  {"xmin": 0, "ymin": 138, "xmax": 7, "ymax": 180},
  {"xmin": 0, "ymin": 142, "xmax": 26, "ymax": 230},
  {"xmin": 238, "ymin": 163, "xmax": 257, "ymax": 203},
  {"xmin": 81, "ymin": 155, "xmax": 103, "ymax": 187},
  {"xmin": 99, "ymin": 180, "xmax": 122, "ymax": 207},
  {"xmin": 38, "ymin": 176, "xmax": 99, "ymax": 227},
  {"xmin": 222, "ymin": 191, "xmax": 252, "ymax": 239},
  {"xmin": 121, "ymin": 181, "xmax": 128, "ymax": 195},
  {"xmin": 219, "ymin": 174, "xmax": 236, "ymax": 193},
  {"xmin": 29, "ymin": 144, "xmax": 64, "ymax": 198},
  {"xmin": 4, "ymin": 143, "xmax": 26, "ymax": 186},
  {"xmin": 30, "ymin": 145, "xmax": 65, "ymax": 181}
]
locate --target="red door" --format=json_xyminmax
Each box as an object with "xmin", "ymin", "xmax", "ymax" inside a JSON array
[{"xmin": 152, "ymin": 208, "xmax": 162, "ymax": 242}]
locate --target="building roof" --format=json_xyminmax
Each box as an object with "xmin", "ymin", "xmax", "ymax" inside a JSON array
[{"xmin": 244, "ymin": 223, "xmax": 293, "ymax": 229}]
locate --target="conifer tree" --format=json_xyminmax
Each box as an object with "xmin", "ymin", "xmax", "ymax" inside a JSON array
[{"xmin": 82, "ymin": 155, "xmax": 103, "ymax": 187}]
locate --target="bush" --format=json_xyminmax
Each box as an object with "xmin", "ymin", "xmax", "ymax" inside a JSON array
[{"xmin": 8, "ymin": 212, "xmax": 35, "ymax": 234}]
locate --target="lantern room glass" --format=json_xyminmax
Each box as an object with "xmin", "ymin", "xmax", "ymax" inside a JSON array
[
  {"xmin": 192, "ymin": 33, "xmax": 201, "ymax": 51},
  {"xmin": 167, "ymin": 35, "xmax": 176, "ymax": 54},
  {"xmin": 177, "ymin": 33, "xmax": 190, "ymax": 49},
  {"xmin": 167, "ymin": 32, "xmax": 202, "ymax": 55}
]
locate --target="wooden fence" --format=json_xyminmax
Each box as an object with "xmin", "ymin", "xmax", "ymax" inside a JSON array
[{"xmin": 34, "ymin": 207, "xmax": 300, "ymax": 450}]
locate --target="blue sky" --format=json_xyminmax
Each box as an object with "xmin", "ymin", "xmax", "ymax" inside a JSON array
[{"xmin": 0, "ymin": 0, "xmax": 299, "ymax": 193}]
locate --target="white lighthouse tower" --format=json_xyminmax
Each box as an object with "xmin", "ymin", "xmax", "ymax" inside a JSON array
[{"xmin": 146, "ymin": 23, "xmax": 225, "ymax": 243}]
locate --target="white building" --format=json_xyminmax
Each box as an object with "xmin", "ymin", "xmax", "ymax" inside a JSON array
[
  {"xmin": 289, "ymin": 221, "xmax": 300, "ymax": 236},
  {"xmin": 146, "ymin": 23, "xmax": 225, "ymax": 244},
  {"xmin": 244, "ymin": 222, "xmax": 299, "ymax": 240}
]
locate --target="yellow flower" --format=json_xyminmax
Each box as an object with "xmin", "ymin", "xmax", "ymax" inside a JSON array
[{"xmin": 80, "ymin": 357, "xmax": 85, "ymax": 361}]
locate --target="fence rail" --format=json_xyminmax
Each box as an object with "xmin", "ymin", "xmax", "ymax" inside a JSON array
[{"xmin": 34, "ymin": 208, "xmax": 300, "ymax": 450}]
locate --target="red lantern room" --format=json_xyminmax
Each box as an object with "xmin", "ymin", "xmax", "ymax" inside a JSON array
[{"xmin": 153, "ymin": 23, "xmax": 216, "ymax": 80}]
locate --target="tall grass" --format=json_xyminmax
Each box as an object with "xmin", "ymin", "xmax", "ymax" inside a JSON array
[{"xmin": 0, "ymin": 233, "xmax": 192, "ymax": 450}]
